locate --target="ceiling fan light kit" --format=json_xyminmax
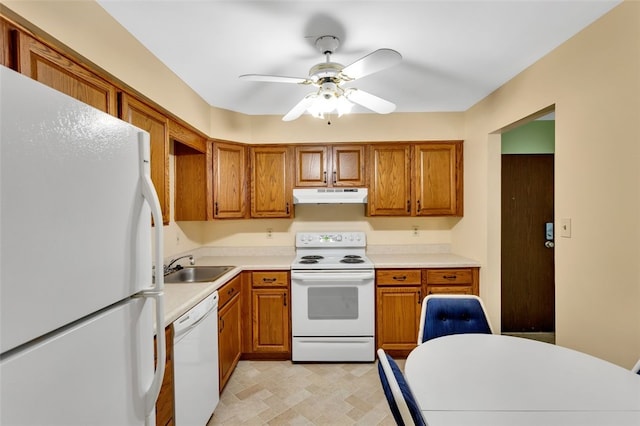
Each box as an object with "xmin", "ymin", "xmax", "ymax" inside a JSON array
[{"xmin": 239, "ymin": 35, "xmax": 402, "ymax": 122}]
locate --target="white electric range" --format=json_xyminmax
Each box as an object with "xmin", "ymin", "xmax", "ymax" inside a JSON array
[{"xmin": 291, "ymin": 232, "xmax": 375, "ymax": 362}]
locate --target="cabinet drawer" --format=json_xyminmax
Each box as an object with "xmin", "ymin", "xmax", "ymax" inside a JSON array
[
  {"xmin": 376, "ymin": 269, "xmax": 422, "ymax": 285},
  {"xmin": 425, "ymin": 269, "xmax": 472, "ymax": 284},
  {"xmin": 218, "ymin": 275, "xmax": 241, "ymax": 308},
  {"xmin": 252, "ymin": 271, "xmax": 289, "ymax": 288},
  {"xmin": 426, "ymin": 285, "xmax": 473, "ymax": 295}
]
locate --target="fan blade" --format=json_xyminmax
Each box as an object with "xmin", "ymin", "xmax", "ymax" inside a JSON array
[
  {"xmin": 345, "ymin": 89, "xmax": 396, "ymax": 114},
  {"xmin": 282, "ymin": 94, "xmax": 317, "ymax": 121},
  {"xmin": 239, "ymin": 74, "xmax": 309, "ymax": 84},
  {"xmin": 341, "ymin": 48, "xmax": 402, "ymax": 80}
]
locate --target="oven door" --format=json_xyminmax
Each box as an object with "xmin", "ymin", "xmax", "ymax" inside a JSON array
[{"xmin": 291, "ymin": 270, "xmax": 375, "ymax": 337}]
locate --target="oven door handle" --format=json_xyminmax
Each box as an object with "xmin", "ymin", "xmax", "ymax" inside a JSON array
[{"xmin": 291, "ymin": 271, "xmax": 374, "ymax": 282}]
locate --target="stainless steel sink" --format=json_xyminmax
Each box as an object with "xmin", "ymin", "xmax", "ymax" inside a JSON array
[{"xmin": 163, "ymin": 266, "xmax": 234, "ymax": 284}]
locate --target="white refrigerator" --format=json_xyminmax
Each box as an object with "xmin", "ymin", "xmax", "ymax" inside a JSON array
[{"xmin": 0, "ymin": 67, "xmax": 166, "ymax": 425}]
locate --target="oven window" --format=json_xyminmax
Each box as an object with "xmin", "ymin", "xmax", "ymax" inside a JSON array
[{"xmin": 308, "ymin": 287, "xmax": 358, "ymax": 320}]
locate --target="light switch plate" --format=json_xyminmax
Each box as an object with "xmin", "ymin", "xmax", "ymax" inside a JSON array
[{"xmin": 560, "ymin": 218, "xmax": 572, "ymax": 238}]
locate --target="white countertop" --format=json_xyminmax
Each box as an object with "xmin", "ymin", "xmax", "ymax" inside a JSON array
[
  {"xmin": 163, "ymin": 255, "xmax": 294, "ymax": 325},
  {"xmin": 367, "ymin": 252, "xmax": 479, "ymax": 268},
  {"xmin": 161, "ymin": 249, "xmax": 479, "ymax": 327}
]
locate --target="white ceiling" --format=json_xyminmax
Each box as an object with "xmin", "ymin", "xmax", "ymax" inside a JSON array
[{"xmin": 97, "ymin": 0, "xmax": 620, "ymax": 117}]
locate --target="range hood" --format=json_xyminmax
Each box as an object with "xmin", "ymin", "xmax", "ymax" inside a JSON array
[{"xmin": 293, "ymin": 188, "xmax": 368, "ymax": 204}]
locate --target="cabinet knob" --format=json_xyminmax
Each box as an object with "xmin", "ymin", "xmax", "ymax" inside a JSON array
[
  {"xmin": 323, "ymin": 171, "xmax": 327, "ymax": 184},
  {"xmin": 333, "ymin": 170, "xmax": 337, "ymax": 184},
  {"xmin": 393, "ymin": 276, "xmax": 407, "ymax": 281},
  {"xmin": 407, "ymin": 200, "xmax": 411, "ymax": 213},
  {"xmin": 417, "ymin": 200, "xmax": 421, "ymax": 213}
]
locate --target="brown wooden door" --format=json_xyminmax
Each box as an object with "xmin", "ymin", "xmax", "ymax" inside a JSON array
[
  {"xmin": 250, "ymin": 146, "xmax": 293, "ymax": 218},
  {"xmin": 251, "ymin": 288, "xmax": 290, "ymax": 353},
  {"xmin": 368, "ymin": 144, "xmax": 411, "ymax": 216},
  {"xmin": 294, "ymin": 145, "xmax": 328, "ymax": 187},
  {"xmin": 501, "ymin": 154, "xmax": 555, "ymax": 332},
  {"xmin": 218, "ymin": 294, "xmax": 241, "ymax": 391},
  {"xmin": 213, "ymin": 142, "xmax": 248, "ymax": 218},
  {"xmin": 413, "ymin": 142, "xmax": 463, "ymax": 216},
  {"xmin": 120, "ymin": 93, "xmax": 170, "ymax": 225},
  {"xmin": 332, "ymin": 145, "xmax": 366, "ymax": 187},
  {"xmin": 376, "ymin": 286, "xmax": 421, "ymax": 355},
  {"xmin": 16, "ymin": 31, "xmax": 117, "ymax": 115}
]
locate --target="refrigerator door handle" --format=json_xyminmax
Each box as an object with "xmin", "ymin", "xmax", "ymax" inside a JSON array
[{"xmin": 138, "ymin": 132, "xmax": 166, "ymax": 421}]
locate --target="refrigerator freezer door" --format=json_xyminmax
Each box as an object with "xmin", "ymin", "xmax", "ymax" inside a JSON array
[
  {"xmin": 0, "ymin": 68, "xmax": 153, "ymax": 352},
  {"xmin": 0, "ymin": 297, "xmax": 154, "ymax": 425}
]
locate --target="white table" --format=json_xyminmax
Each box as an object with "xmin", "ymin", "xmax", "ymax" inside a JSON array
[{"xmin": 404, "ymin": 334, "xmax": 640, "ymax": 426}]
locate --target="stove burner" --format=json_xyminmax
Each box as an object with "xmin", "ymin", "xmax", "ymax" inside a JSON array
[
  {"xmin": 299, "ymin": 259, "xmax": 319, "ymax": 264},
  {"xmin": 301, "ymin": 255, "xmax": 324, "ymax": 260},
  {"xmin": 343, "ymin": 255, "xmax": 362, "ymax": 259},
  {"xmin": 340, "ymin": 258, "xmax": 365, "ymax": 264}
]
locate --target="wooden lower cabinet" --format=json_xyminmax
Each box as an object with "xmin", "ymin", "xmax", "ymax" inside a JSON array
[
  {"xmin": 218, "ymin": 277, "xmax": 242, "ymax": 392},
  {"xmin": 376, "ymin": 267, "xmax": 479, "ymax": 357},
  {"xmin": 376, "ymin": 269, "xmax": 423, "ymax": 357},
  {"xmin": 155, "ymin": 326, "xmax": 175, "ymax": 426},
  {"xmin": 242, "ymin": 271, "xmax": 291, "ymax": 359}
]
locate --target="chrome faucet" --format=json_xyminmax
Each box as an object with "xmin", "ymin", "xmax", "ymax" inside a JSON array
[{"xmin": 164, "ymin": 254, "xmax": 195, "ymax": 275}]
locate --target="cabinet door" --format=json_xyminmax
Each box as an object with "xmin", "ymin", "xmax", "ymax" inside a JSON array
[
  {"xmin": 251, "ymin": 288, "xmax": 290, "ymax": 353},
  {"xmin": 250, "ymin": 146, "xmax": 293, "ymax": 218},
  {"xmin": 294, "ymin": 145, "xmax": 329, "ymax": 187},
  {"xmin": 1, "ymin": 17, "xmax": 14, "ymax": 69},
  {"xmin": 120, "ymin": 93, "xmax": 170, "ymax": 225},
  {"xmin": 368, "ymin": 144, "xmax": 411, "ymax": 216},
  {"xmin": 214, "ymin": 142, "xmax": 248, "ymax": 218},
  {"xmin": 218, "ymin": 294, "xmax": 241, "ymax": 391},
  {"xmin": 376, "ymin": 286, "xmax": 422, "ymax": 355},
  {"xmin": 413, "ymin": 142, "xmax": 463, "ymax": 216},
  {"xmin": 332, "ymin": 145, "xmax": 366, "ymax": 187},
  {"xmin": 15, "ymin": 31, "xmax": 117, "ymax": 115}
]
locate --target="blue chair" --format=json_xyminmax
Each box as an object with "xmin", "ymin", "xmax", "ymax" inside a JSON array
[
  {"xmin": 417, "ymin": 294, "xmax": 493, "ymax": 344},
  {"xmin": 377, "ymin": 348, "xmax": 427, "ymax": 426},
  {"xmin": 632, "ymin": 359, "xmax": 640, "ymax": 375}
]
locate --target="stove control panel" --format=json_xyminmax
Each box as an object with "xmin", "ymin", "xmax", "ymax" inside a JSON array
[{"xmin": 296, "ymin": 232, "xmax": 366, "ymax": 247}]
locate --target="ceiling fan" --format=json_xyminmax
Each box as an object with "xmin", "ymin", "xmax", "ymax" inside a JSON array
[{"xmin": 239, "ymin": 35, "xmax": 402, "ymax": 121}]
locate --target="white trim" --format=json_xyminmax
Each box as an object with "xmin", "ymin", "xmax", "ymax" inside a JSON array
[{"xmin": 377, "ymin": 348, "xmax": 415, "ymax": 426}]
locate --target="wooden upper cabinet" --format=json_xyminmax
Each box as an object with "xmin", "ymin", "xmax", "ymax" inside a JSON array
[
  {"xmin": 294, "ymin": 144, "xmax": 365, "ymax": 187},
  {"xmin": 413, "ymin": 142, "xmax": 463, "ymax": 216},
  {"xmin": 1, "ymin": 18, "xmax": 13, "ymax": 69},
  {"xmin": 172, "ymin": 120, "xmax": 210, "ymax": 221},
  {"xmin": 213, "ymin": 142, "xmax": 248, "ymax": 219},
  {"xmin": 332, "ymin": 145, "xmax": 366, "ymax": 187},
  {"xmin": 14, "ymin": 31, "xmax": 117, "ymax": 115},
  {"xmin": 294, "ymin": 145, "xmax": 329, "ymax": 187},
  {"xmin": 367, "ymin": 144, "xmax": 411, "ymax": 216},
  {"xmin": 250, "ymin": 146, "xmax": 293, "ymax": 218},
  {"xmin": 120, "ymin": 93, "xmax": 170, "ymax": 225}
]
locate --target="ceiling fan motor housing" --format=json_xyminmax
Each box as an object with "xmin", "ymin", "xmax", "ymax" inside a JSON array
[{"xmin": 315, "ymin": 35, "xmax": 340, "ymax": 55}]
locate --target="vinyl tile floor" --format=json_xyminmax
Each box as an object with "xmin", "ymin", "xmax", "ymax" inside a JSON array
[{"xmin": 207, "ymin": 359, "xmax": 399, "ymax": 426}]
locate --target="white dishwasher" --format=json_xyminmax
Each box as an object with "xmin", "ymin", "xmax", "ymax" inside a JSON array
[{"xmin": 173, "ymin": 291, "xmax": 219, "ymax": 425}]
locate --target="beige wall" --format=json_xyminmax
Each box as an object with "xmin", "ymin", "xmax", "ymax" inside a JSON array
[
  {"xmin": 4, "ymin": 0, "xmax": 639, "ymax": 367},
  {"xmin": 460, "ymin": 1, "xmax": 640, "ymax": 367}
]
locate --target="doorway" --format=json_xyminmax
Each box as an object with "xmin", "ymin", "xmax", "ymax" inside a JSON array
[{"xmin": 501, "ymin": 117, "xmax": 555, "ymax": 336}]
